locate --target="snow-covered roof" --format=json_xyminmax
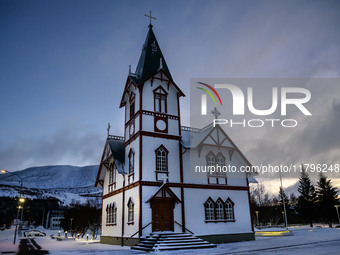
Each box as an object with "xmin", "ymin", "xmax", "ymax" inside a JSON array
[
  {"xmin": 107, "ymin": 139, "xmax": 125, "ymax": 174},
  {"xmin": 180, "ymin": 124, "xmax": 213, "ymax": 148}
]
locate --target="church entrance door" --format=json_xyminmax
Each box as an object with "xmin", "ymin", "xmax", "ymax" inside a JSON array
[{"xmin": 152, "ymin": 198, "xmax": 174, "ymax": 231}]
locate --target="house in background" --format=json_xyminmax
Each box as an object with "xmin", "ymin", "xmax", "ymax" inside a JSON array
[
  {"xmin": 95, "ymin": 23, "xmax": 255, "ymax": 249},
  {"xmin": 45, "ymin": 209, "xmax": 64, "ymax": 230}
]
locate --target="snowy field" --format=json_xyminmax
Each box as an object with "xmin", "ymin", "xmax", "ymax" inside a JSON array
[{"xmin": 1, "ymin": 227, "xmax": 340, "ymax": 254}]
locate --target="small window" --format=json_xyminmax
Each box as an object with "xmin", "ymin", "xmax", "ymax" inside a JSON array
[
  {"xmin": 129, "ymin": 93, "xmax": 135, "ymax": 119},
  {"xmin": 153, "ymin": 86, "xmax": 167, "ymax": 113},
  {"xmin": 127, "ymin": 198, "xmax": 134, "ymax": 223},
  {"xmin": 204, "ymin": 198, "xmax": 215, "ymax": 221}
]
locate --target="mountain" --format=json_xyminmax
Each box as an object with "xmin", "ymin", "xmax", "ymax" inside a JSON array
[{"xmin": 0, "ymin": 165, "xmax": 101, "ymax": 206}]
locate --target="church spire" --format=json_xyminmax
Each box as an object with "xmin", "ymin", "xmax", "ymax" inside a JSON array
[{"xmin": 134, "ymin": 25, "xmax": 173, "ymax": 83}]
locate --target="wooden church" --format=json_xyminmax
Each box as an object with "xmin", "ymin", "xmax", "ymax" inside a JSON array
[{"xmin": 95, "ymin": 21, "xmax": 255, "ymax": 250}]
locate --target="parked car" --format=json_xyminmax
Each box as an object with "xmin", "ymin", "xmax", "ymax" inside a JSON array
[{"xmin": 27, "ymin": 230, "xmax": 46, "ymax": 237}]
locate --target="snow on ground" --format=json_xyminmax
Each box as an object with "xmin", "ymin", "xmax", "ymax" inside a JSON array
[{"xmin": 1, "ymin": 226, "xmax": 340, "ymax": 254}]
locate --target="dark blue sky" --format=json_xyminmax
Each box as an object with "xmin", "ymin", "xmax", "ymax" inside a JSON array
[{"xmin": 1, "ymin": 0, "xmax": 339, "ymax": 180}]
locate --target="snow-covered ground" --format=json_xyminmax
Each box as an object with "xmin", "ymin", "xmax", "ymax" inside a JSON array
[{"xmin": 1, "ymin": 226, "xmax": 340, "ymax": 254}]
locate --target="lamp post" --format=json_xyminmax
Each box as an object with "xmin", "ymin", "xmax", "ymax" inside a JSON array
[
  {"xmin": 1, "ymin": 169, "xmax": 23, "ymax": 245},
  {"xmin": 335, "ymin": 205, "xmax": 340, "ymax": 226},
  {"xmin": 279, "ymin": 169, "xmax": 288, "ymax": 229},
  {"xmin": 255, "ymin": 211, "xmax": 259, "ymax": 227}
]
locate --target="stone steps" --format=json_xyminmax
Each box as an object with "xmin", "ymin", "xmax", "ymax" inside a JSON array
[{"xmin": 131, "ymin": 232, "xmax": 216, "ymax": 252}]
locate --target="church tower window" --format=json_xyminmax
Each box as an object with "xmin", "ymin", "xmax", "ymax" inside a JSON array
[
  {"xmin": 153, "ymin": 86, "xmax": 167, "ymax": 113},
  {"xmin": 155, "ymin": 145, "xmax": 168, "ymax": 172},
  {"xmin": 129, "ymin": 92, "xmax": 135, "ymax": 120},
  {"xmin": 128, "ymin": 149, "xmax": 135, "ymax": 184}
]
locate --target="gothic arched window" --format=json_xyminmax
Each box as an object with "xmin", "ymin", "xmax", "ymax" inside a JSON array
[
  {"xmin": 216, "ymin": 198, "xmax": 224, "ymax": 220},
  {"xmin": 225, "ymin": 198, "xmax": 235, "ymax": 220},
  {"xmin": 127, "ymin": 198, "xmax": 134, "ymax": 223},
  {"xmin": 153, "ymin": 86, "xmax": 167, "ymax": 113},
  {"xmin": 155, "ymin": 145, "xmax": 168, "ymax": 172},
  {"xmin": 204, "ymin": 197, "xmax": 215, "ymax": 221},
  {"xmin": 206, "ymin": 152, "xmax": 215, "ymax": 167},
  {"xmin": 129, "ymin": 92, "xmax": 135, "ymax": 119},
  {"xmin": 129, "ymin": 149, "xmax": 135, "ymax": 174}
]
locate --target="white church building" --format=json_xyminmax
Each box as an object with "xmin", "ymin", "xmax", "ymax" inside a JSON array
[{"xmin": 95, "ymin": 23, "xmax": 255, "ymax": 249}]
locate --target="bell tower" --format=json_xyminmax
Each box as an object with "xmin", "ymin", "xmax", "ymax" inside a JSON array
[{"xmin": 119, "ymin": 23, "xmax": 185, "ymax": 182}]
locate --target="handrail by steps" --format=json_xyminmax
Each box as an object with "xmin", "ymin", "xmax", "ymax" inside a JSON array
[
  {"xmin": 130, "ymin": 221, "xmax": 153, "ymax": 238},
  {"xmin": 174, "ymin": 220, "xmax": 194, "ymax": 235}
]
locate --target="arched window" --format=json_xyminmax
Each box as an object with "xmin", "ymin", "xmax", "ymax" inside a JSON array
[
  {"xmin": 204, "ymin": 198, "xmax": 215, "ymax": 221},
  {"xmin": 112, "ymin": 204, "xmax": 117, "ymax": 225},
  {"xmin": 129, "ymin": 149, "xmax": 134, "ymax": 174},
  {"xmin": 155, "ymin": 145, "xmax": 168, "ymax": 172},
  {"xmin": 206, "ymin": 152, "xmax": 215, "ymax": 167},
  {"xmin": 216, "ymin": 198, "xmax": 224, "ymax": 220},
  {"xmin": 106, "ymin": 204, "xmax": 110, "ymax": 224},
  {"xmin": 153, "ymin": 86, "xmax": 167, "ymax": 113},
  {"xmin": 127, "ymin": 198, "xmax": 134, "ymax": 223},
  {"xmin": 216, "ymin": 153, "xmax": 225, "ymax": 167},
  {"xmin": 216, "ymin": 153, "xmax": 226, "ymax": 177},
  {"xmin": 225, "ymin": 198, "xmax": 235, "ymax": 220},
  {"xmin": 109, "ymin": 163, "xmax": 116, "ymax": 184},
  {"xmin": 129, "ymin": 92, "xmax": 135, "ymax": 119}
]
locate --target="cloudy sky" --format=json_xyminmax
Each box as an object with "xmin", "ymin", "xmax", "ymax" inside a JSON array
[{"xmin": 1, "ymin": 0, "xmax": 339, "ymax": 194}]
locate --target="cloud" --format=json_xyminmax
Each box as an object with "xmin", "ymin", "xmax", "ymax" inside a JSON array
[{"xmin": 0, "ymin": 125, "xmax": 103, "ymax": 171}]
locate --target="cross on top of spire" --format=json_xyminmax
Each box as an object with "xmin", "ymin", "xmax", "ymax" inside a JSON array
[
  {"xmin": 144, "ymin": 10, "xmax": 157, "ymax": 27},
  {"xmin": 211, "ymin": 107, "xmax": 221, "ymax": 119}
]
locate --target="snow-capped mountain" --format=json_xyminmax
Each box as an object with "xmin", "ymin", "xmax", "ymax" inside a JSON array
[{"xmin": 0, "ymin": 165, "xmax": 101, "ymax": 206}]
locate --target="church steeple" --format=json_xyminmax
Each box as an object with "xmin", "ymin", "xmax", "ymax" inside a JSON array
[{"xmin": 135, "ymin": 26, "xmax": 172, "ymax": 83}]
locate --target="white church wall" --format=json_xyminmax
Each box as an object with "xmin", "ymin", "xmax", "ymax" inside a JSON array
[
  {"xmin": 101, "ymin": 193, "xmax": 123, "ymax": 237},
  {"xmin": 141, "ymin": 137, "xmax": 180, "ymax": 182},
  {"xmin": 124, "ymin": 137, "xmax": 140, "ymax": 183},
  {"xmin": 123, "ymin": 187, "xmax": 139, "ymax": 237},
  {"xmin": 168, "ymin": 118, "xmax": 180, "ymax": 136},
  {"xmin": 184, "ymin": 188, "xmax": 252, "ymax": 236}
]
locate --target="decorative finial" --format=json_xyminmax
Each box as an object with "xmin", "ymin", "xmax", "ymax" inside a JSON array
[
  {"xmin": 129, "ymin": 65, "xmax": 131, "ymax": 75},
  {"xmin": 144, "ymin": 10, "xmax": 156, "ymax": 27},
  {"xmin": 107, "ymin": 122, "xmax": 111, "ymax": 138},
  {"xmin": 211, "ymin": 107, "xmax": 221, "ymax": 119}
]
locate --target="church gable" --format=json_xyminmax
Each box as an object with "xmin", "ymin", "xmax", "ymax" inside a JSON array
[{"xmin": 146, "ymin": 183, "xmax": 181, "ymax": 204}]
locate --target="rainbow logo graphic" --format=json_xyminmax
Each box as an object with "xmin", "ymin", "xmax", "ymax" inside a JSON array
[
  {"xmin": 196, "ymin": 82, "xmax": 222, "ymax": 106},
  {"xmin": 196, "ymin": 82, "xmax": 222, "ymax": 115}
]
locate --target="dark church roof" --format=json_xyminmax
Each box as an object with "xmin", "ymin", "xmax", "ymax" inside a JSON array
[
  {"xmin": 107, "ymin": 138, "xmax": 125, "ymax": 174},
  {"xmin": 134, "ymin": 25, "xmax": 172, "ymax": 83}
]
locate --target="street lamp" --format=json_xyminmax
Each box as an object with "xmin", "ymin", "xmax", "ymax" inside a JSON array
[
  {"xmin": 335, "ymin": 205, "xmax": 340, "ymax": 226},
  {"xmin": 255, "ymin": 211, "xmax": 259, "ymax": 227},
  {"xmin": 1, "ymin": 169, "xmax": 23, "ymax": 244},
  {"xmin": 279, "ymin": 169, "xmax": 288, "ymax": 229}
]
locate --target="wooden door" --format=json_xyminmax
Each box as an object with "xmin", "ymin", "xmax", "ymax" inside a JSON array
[{"xmin": 152, "ymin": 199, "xmax": 174, "ymax": 231}]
